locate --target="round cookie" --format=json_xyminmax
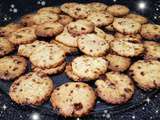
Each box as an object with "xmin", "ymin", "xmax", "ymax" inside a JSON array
[
  {"xmin": 35, "ymin": 22, "xmax": 64, "ymax": 37},
  {"xmin": 50, "ymin": 40, "xmax": 78, "ymax": 55},
  {"xmin": 60, "ymin": 2, "xmax": 78, "ymax": 14},
  {"xmin": 87, "ymin": 2, "xmax": 108, "ymax": 12},
  {"xmin": 94, "ymin": 27, "xmax": 106, "ymax": 39},
  {"xmin": 58, "ymin": 15, "xmax": 73, "ymax": 26},
  {"xmin": 0, "ymin": 23, "xmax": 22, "ymax": 37},
  {"xmin": 106, "ymin": 54, "xmax": 131, "ymax": 72},
  {"xmin": 65, "ymin": 63, "xmax": 83, "ymax": 81},
  {"xmin": 110, "ymin": 38, "xmax": 144, "ymax": 57},
  {"xmin": 37, "ymin": 7, "xmax": 61, "ymax": 14},
  {"xmin": 55, "ymin": 27, "xmax": 78, "ymax": 47},
  {"xmin": 129, "ymin": 60, "xmax": 160, "ymax": 90},
  {"xmin": 144, "ymin": 41, "xmax": 160, "ymax": 60},
  {"xmin": 95, "ymin": 72, "xmax": 134, "ymax": 104},
  {"xmin": 9, "ymin": 72, "xmax": 53, "ymax": 105},
  {"xmin": 125, "ymin": 13, "xmax": 148, "ymax": 24},
  {"xmin": 18, "ymin": 41, "xmax": 48, "ymax": 58},
  {"xmin": 20, "ymin": 13, "xmax": 36, "ymax": 26},
  {"xmin": 72, "ymin": 56, "xmax": 108, "ymax": 80},
  {"xmin": 30, "ymin": 12, "xmax": 59, "ymax": 25},
  {"xmin": 78, "ymin": 34, "xmax": 109, "ymax": 57},
  {"xmin": 32, "ymin": 62, "xmax": 66, "ymax": 75},
  {"xmin": 67, "ymin": 20, "xmax": 95, "ymax": 36},
  {"xmin": 113, "ymin": 18, "xmax": 141, "ymax": 34},
  {"xmin": 0, "ymin": 37, "xmax": 15, "ymax": 57},
  {"xmin": 0, "ymin": 56, "xmax": 27, "ymax": 80},
  {"xmin": 140, "ymin": 24, "xmax": 160, "ymax": 40},
  {"xmin": 9, "ymin": 27, "xmax": 36, "ymax": 45},
  {"xmin": 30, "ymin": 43, "xmax": 65, "ymax": 68},
  {"xmin": 66, "ymin": 4, "xmax": 90, "ymax": 19},
  {"xmin": 107, "ymin": 4, "xmax": 129, "ymax": 17},
  {"xmin": 115, "ymin": 32, "xmax": 142, "ymax": 42},
  {"xmin": 87, "ymin": 12, "xmax": 113, "ymax": 27},
  {"xmin": 50, "ymin": 82, "xmax": 96, "ymax": 117}
]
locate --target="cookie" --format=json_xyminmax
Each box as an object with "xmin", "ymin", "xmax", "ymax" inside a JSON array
[
  {"xmin": 18, "ymin": 41, "xmax": 48, "ymax": 58},
  {"xmin": 78, "ymin": 34, "xmax": 109, "ymax": 57},
  {"xmin": 60, "ymin": 2, "xmax": 79, "ymax": 14},
  {"xmin": 19, "ymin": 13, "xmax": 36, "ymax": 26},
  {"xmin": 110, "ymin": 38, "xmax": 144, "ymax": 57},
  {"xmin": 58, "ymin": 15, "xmax": 73, "ymax": 26},
  {"xmin": 0, "ymin": 23, "xmax": 22, "ymax": 37},
  {"xmin": 140, "ymin": 24, "xmax": 160, "ymax": 40},
  {"xmin": 106, "ymin": 54, "xmax": 131, "ymax": 72},
  {"xmin": 144, "ymin": 41, "xmax": 160, "ymax": 60},
  {"xmin": 66, "ymin": 4, "xmax": 90, "ymax": 19},
  {"xmin": 0, "ymin": 37, "xmax": 15, "ymax": 57},
  {"xmin": 65, "ymin": 63, "xmax": 82, "ymax": 81},
  {"xmin": 9, "ymin": 72, "xmax": 53, "ymax": 105},
  {"xmin": 115, "ymin": 32, "xmax": 142, "ymax": 42},
  {"xmin": 87, "ymin": 2, "xmax": 108, "ymax": 12},
  {"xmin": 55, "ymin": 27, "xmax": 78, "ymax": 47},
  {"xmin": 0, "ymin": 56, "xmax": 27, "ymax": 80},
  {"xmin": 30, "ymin": 12, "xmax": 59, "ymax": 25},
  {"xmin": 9, "ymin": 27, "xmax": 36, "ymax": 45},
  {"xmin": 125, "ymin": 13, "xmax": 148, "ymax": 24},
  {"xmin": 105, "ymin": 24, "xmax": 115, "ymax": 32},
  {"xmin": 95, "ymin": 72, "xmax": 134, "ymax": 104},
  {"xmin": 30, "ymin": 43, "xmax": 65, "ymax": 68},
  {"xmin": 50, "ymin": 40, "xmax": 78, "ymax": 55},
  {"xmin": 67, "ymin": 20, "xmax": 95, "ymax": 36},
  {"xmin": 113, "ymin": 18, "xmax": 141, "ymax": 34},
  {"xmin": 94, "ymin": 27, "xmax": 106, "ymax": 39},
  {"xmin": 105, "ymin": 33, "xmax": 115, "ymax": 43},
  {"xmin": 50, "ymin": 82, "xmax": 96, "ymax": 117},
  {"xmin": 87, "ymin": 12, "xmax": 113, "ymax": 27},
  {"xmin": 37, "ymin": 7, "xmax": 61, "ymax": 14},
  {"xmin": 129, "ymin": 60, "xmax": 160, "ymax": 90},
  {"xmin": 71, "ymin": 56, "xmax": 108, "ymax": 80},
  {"xmin": 32, "ymin": 62, "xmax": 66, "ymax": 75},
  {"xmin": 107, "ymin": 4, "xmax": 129, "ymax": 17},
  {"xmin": 35, "ymin": 22, "xmax": 64, "ymax": 37}
]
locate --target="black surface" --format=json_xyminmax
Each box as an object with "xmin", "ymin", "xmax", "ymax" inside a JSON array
[{"xmin": 0, "ymin": 0, "xmax": 160, "ymax": 120}]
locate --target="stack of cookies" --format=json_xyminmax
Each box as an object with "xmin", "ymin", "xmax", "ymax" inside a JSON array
[{"xmin": 0, "ymin": 2, "xmax": 160, "ymax": 118}]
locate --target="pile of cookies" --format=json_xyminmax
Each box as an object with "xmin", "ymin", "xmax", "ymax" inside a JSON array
[{"xmin": 0, "ymin": 2, "xmax": 160, "ymax": 117}]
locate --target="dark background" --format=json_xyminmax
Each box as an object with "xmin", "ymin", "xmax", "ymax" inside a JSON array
[{"xmin": 0, "ymin": 0, "xmax": 160, "ymax": 120}]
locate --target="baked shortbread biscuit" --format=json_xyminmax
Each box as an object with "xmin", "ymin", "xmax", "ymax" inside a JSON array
[
  {"xmin": 113, "ymin": 18, "xmax": 141, "ymax": 34},
  {"xmin": 30, "ymin": 43, "xmax": 65, "ymax": 68},
  {"xmin": 0, "ymin": 37, "xmax": 15, "ymax": 57},
  {"xmin": 0, "ymin": 56, "xmax": 27, "ymax": 80},
  {"xmin": 9, "ymin": 72, "xmax": 53, "ymax": 105},
  {"xmin": 50, "ymin": 82, "xmax": 96, "ymax": 117},
  {"xmin": 71, "ymin": 56, "xmax": 108, "ymax": 80},
  {"xmin": 95, "ymin": 72, "xmax": 134, "ymax": 104},
  {"xmin": 106, "ymin": 54, "xmax": 131, "ymax": 72},
  {"xmin": 129, "ymin": 60, "xmax": 160, "ymax": 90},
  {"xmin": 78, "ymin": 34, "xmax": 109, "ymax": 57},
  {"xmin": 140, "ymin": 24, "xmax": 160, "ymax": 40},
  {"xmin": 107, "ymin": 4, "xmax": 129, "ymax": 17},
  {"xmin": 9, "ymin": 27, "xmax": 36, "ymax": 45},
  {"xmin": 67, "ymin": 20, "xmax": 95, "ymax": 36}
]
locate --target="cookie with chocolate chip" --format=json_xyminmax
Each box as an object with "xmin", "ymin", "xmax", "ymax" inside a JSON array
[
  {"xmin": 87, "ymin": 2, "xmax": 108, "ymax": 12},
  {"xmin": 0, "ymin": 56, "xmax": 27, "ymax": 80},
  {"xmin": 37, "ymin": 7, "xmax": 61, "ymax": 14},
  {"xmin": 78, "ymin": 34, "xmax": 109, "ymax": 57},
  {"xmin": 140, "ymin": 24, "xmax": 160, "ymax": 40},
  {"xmin": 9, "ymin": 72, "xmax": 53, "ymax": 105},
  {"xmin": 0, "ymin": 37, "xmax": 15, "ymax": 57},
  {"xmin": 129, "ymin": 60, "xmax": 160, "ymax": 90},
  {"xmin": 95, "ymin": 72, "xmax": 134, "ymax": 104},
  {"xmin": 50, "ymin": 82, "xmax": 96, "ymax": 117}
]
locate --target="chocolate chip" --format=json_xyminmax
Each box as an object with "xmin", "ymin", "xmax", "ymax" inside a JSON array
[{"xmin": 73, "ymin": 103, "xmax": 83, "ymax": 111}]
